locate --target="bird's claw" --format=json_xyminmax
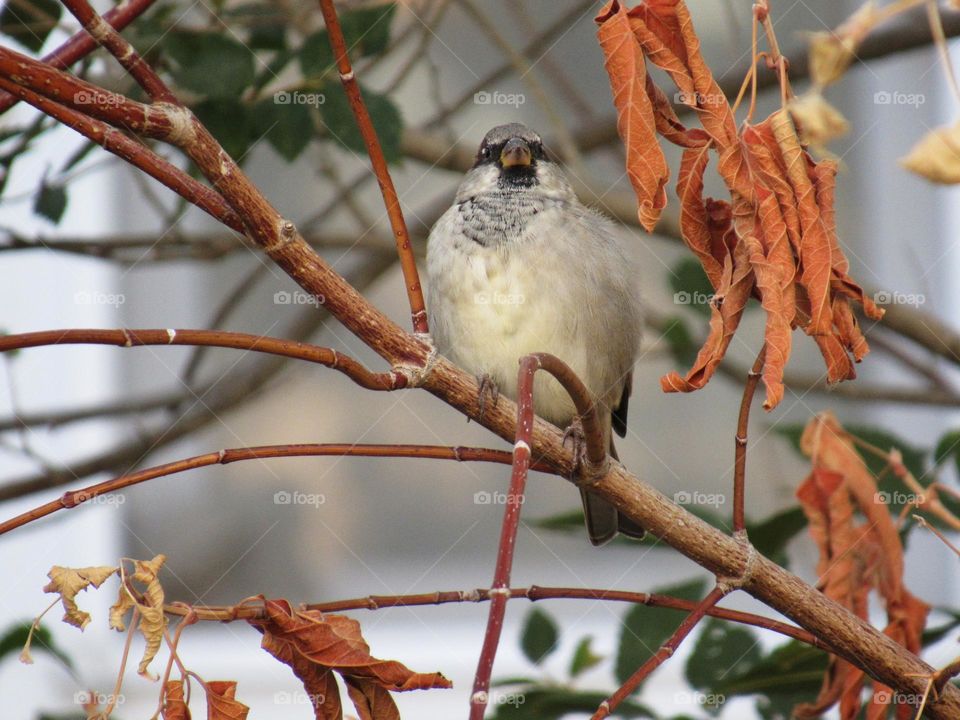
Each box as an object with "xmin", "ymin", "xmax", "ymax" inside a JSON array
[
  {"xmin": 562, "ymin": 416, "xmax": 587, "ymax": 473},
  {"xmin": 475, "ymin": 373, "xmax": 500, "ymax": 422}
]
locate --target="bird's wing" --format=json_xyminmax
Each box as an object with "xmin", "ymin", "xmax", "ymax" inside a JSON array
[{"xmin": 611, "ymin": 370, "xmax": 631, "ymax": 438}]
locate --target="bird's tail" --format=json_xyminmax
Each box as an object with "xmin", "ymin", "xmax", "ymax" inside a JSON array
[{"xmin": 580, "ymin": 434, "xmax": 645, "ymax": 546}]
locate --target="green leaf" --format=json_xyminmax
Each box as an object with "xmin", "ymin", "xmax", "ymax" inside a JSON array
[
  {"xmin": 165, "ymin": 31, "xmax": 256, "ymax": 98},
  {"xmin": 569, "ymin": 636, "xmax": 603, "ymax": 678},
  {"xmin": 661, "ymin": 315, "xmax": 699, "ymax": 367},
  {"xmin": 226, "ymin": 3, "xmax": 287, "ymax": 50},
  {"xmin": 747, "ymin": 507, "xmax": 807, "ymax": 566},
  {"xmin": 192, "ymin": 99, "xmax": 254, "ymax": 161},
  {"xmin": 520, "ymin": 608, "xmax": 559, "ymax": 665},
  {"xmin": 61, "ymin": 140, "xmax": 99, "ymax": 173},
  {"xmin": 616, "ymin": 578, "xmax": 707, "ymax": 688},
  {"xmin": 934, "ymin": 428, "xmax": 960, "ymax": 478},
  {"xmin": 685, "ymin": 618, "xmax": 762, "ymax": 692},
  {"xmin": 300, "ymin": 30, "xmax": 335, "ymax": 78},
  {"xmin": 341, "ymin": 3, "xmax": 396, "ymax": 56},
  {"xmin": 34, "ymin": 181, "xmax": 67, "ymax": 224},
  {"xmin": 253, "ymin": 98, "xmax": 313, "ymax": 161},
  {"xmin": 254, "ymin": 46, "xmax": 297, "ymax": 91},
  {"xmin": 712, "ymin": 640, "xmax": 828, "ymax": 720},
  {"xmin": 0, "ymin": 621, "xmax": 72, "ymax": 670},
  {"xmin": 488, "ymin": 686, "xmax": 656, "ymax": 719},
  {"xmin": 669, "ymin": 257, "xmax": 715, "ymax": 317},
  {"xmin": 319, "ymin": 82, "xmax": 403, "ymax": 163},
  {"xmin": 0, "ymin": 0, "xmax": 61, "ymax": 52}
]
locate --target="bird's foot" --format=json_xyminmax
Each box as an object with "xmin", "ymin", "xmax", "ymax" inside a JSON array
[
  {"xmin": 562, "ymin": 416, "xmax": 587, "ymax": 474},
  {"xmin": 475, "ymin": 373, "xmax": 500, "ymax": 422}
]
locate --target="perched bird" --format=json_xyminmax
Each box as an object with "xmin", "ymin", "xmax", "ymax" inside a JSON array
[{"xmin": 426, "ymin": 122, "xmax": 644, "ymax": 545}]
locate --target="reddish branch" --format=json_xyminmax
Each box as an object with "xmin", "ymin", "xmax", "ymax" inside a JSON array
[
  {"xmin": 593, "ymin": 584, "xmax": 729, "ymax": 719},
  {"xmin": 470, "ymin": 352, "xmax": 609, "ymax": 719},
  {"xmin": 318, "ymin": 0, "xmax": 428, "ymax": 333},
  {"xmin": 733, "ymin": 345, "xmax": 766, "ymax": 533},
  {"xmin": 3, "ymin": 1, "xmax": 959, "ymax": 715},
  {"xmin": 0, "ymin": 444, "xmax": 553, "ymax": 536},
  {"xmin": 162, "ymin": 586, "xmax": 827, "ymax": 649},
  {"xmin": 0, "ymin": 0, "xmax": 158, "ymax": 114},
  {"xmin": 0, "ymin": 328, "xmax": 406, "ymax": 391},
  {"xmin": 470, "ymin": 354, "xmax": 539, "ymax": 720},
  {"xmin": 0, "ymin": 74, "xmax": 244, "ymax": 233}
]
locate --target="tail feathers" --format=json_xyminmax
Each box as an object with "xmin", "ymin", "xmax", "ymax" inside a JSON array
[{"xmin": 580, "ymin": 489, "xmax": 619, "ymax": 546}]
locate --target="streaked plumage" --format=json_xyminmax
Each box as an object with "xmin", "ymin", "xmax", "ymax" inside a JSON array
[{"xmin": 426, "ymin": 123, "xmax": 643, "ymax": 545}]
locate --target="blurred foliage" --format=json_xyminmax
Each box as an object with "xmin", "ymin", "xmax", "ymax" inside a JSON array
[{"xmin": 0, "ymin": 1, "xmax": 404, "ymax": 225}]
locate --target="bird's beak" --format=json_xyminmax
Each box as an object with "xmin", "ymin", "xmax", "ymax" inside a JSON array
[{"xmin": 500, "ymin": 137, "xmax": 532, "ymax": 168}]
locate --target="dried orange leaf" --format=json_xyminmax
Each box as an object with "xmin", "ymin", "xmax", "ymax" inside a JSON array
[
  {"xmin": 206, "ymin": 680, "xmax": 250, "ymax": 720},
  {"xmin": 161, "ymin": 680, "xmax": 191, "ymax": 720},
  {"xmin": 345, "ymin": 677, "xmax": 402, "ymax": 720},
  {"xmin": 900, "ymin": 122, "xmax": 960, "ymax": 184},
  {"xmin": 596, "ymin": 0, "xmax": 669, "ymax": 231},
  {"xmin": 43, "ymin": 565, "xmax": 118, "ymax": 630}
]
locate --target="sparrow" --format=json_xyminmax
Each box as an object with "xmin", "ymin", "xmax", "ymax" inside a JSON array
[{"xmin": 426, "ymin": 122, "xmax": 644, "ymax": 545}]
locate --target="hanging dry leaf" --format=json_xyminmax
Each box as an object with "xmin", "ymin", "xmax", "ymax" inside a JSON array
[
  {"xmin": 795, "ymin": 413, "xmax": 929, "ymax": 720},
  {"xmin": 43, "ymin": 565, "xmax": 118, "ymax": 630},
  {"xmin": 900, "ymin": 122, "xmax": 960, "ymax": 184},
  {"xmin": 109, "ymin": 554, "xmax": 168, "ymax": 679},
  {"xmin": 808, "ymin": 2, "xmax": 879, "ymax": 88},
  {"xmin": 788, "ymin": 91, "xmax": 849, "ymax": 151},
  {"xmin": 251, "ymin": 598, "xmax": 451, "ymax": 720},
  {"xmin": 597, "ymin": 0, "xmax": 882, "ymax": 409},
  {"xmin": 596, "ymin": 0, "xmax": 669, "ymax": 231}
]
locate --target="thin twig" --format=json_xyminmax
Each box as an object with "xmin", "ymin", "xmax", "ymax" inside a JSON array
[
  {"xmin": 592, "ymin": 584, "xmax": 729, "ymax": 719},
  {"xmin": 318, "ymin": 0, "xmax": 427, "ymax": 333},
  {"xmin": 0, "ymin": 444, "xmax": 555, "ymax": 536},
  {"xmin": 733, "ymin": 345, "xmax": 766, "ymax": 534}
]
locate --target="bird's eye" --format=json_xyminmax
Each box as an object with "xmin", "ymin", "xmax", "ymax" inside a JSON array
[
  {"xmin": 530, "ymin": 141, "xmax": 544, "ymax": 159},
  {"xmin": 480, "ymin": 146, "xmax": 491, "ymax": 160}
]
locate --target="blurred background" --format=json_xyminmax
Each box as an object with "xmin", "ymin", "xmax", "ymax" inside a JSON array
[{"xmin": 1, "ymin": 0, "xmax": 959, "ymax": 718}]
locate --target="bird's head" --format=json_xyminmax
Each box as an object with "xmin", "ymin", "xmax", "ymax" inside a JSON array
[{"xmin": 456, "ymin": 123, "xmax": 575, "ymax": 201}]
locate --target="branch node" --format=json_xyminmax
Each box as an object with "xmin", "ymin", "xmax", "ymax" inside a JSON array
[
  {"xmin": 471, "ymin": 690, "xmax": 488, "ymax": 705},
  {"xmin": 393, "ymin": 339, "xmax": 437, "ymax": 387},
  {"xmin": 120, "ymin": 328, "xmax": 133, "ymax": 347},
  {"xmin": 157, "ymin": 103, "xmax": 194, "ymax": 146},
  {"xmin": 735, "ymin": 434, "xmax": 747, "ymax": 446},
  {"xmin": 339, "ymin": 70, "xmax": 355, "ymax": 82},
  {"xmin": 165, "ymin": 329, "xmax": 176, "ymax": 344},
  {"xmin": 463, "ymin": 589, "xmax": 482, "ymax": 602},
  {"xmin": 263, "ymin": 218, "xmax": 298, "ymax": 253},
  {"xmin": 514, "ymin": 439, "xmax": 530, "ymax": 454},
  {"xmin": 717, "ymin": 538, "xmax": 759, "ymax": 592},
  {"xmin": 488, "ymin": 587, "xmax": 511, "ymax": 598}
]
